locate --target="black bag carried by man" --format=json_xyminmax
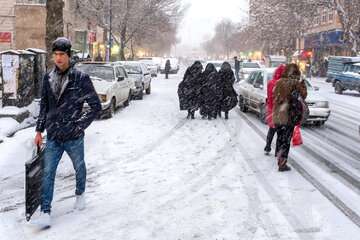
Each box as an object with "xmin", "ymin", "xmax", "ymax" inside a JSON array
[{"xmin": 25, "ymin": 145, "xmax": 45, "ymax": 221}]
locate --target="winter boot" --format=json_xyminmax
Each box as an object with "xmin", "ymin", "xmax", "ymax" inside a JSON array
[
  {"xmin": 264, "ymin": 146, "xmax": 271, "ymax": 155},
  {"xmin": 187, "ymin": 110, "xmax": 191, "ymax": 119},
  {"xmin": 225, "ymin": 111, "xmax": 229, "ymax": 120},
  {"xmin": 74, "ymin": 193, "xmax": 86, "ymax": 211},
  {"xmin": 191, "ymin": 111, "xmax": 195, "ymax": 120},
  {"xmin": 31, "ymin": 211, "xmax": 51, "ymax": 228},
  {"xmin": 278, "ymin": 158, "xmax": 291, "ymax": 172},
  {"xmin": 218, "ymin": 111, "xmax": 222, "ymax": 118}
]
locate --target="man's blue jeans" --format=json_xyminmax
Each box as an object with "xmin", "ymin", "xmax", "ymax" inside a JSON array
[{"xmin": 41, "ymin": 137, "xmax": 86, "ymax": 213}]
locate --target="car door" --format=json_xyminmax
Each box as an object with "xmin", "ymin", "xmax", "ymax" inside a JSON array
[
  {"xmin": 115, "ymin": 67, "xmax": 126, "ymax": 103},
  {"xmin": 119, "ymin": 66, "xmax": 131, "ymax": 100},
  {"xmin": 247, "ymin": 71, "xmax": 259, "ymax": 109},
  {"xmin": 141, "ymin": 64, "xmax": 151, "ymax": 88},
  {"xmin": 240, "ymin": 71, "xmax": 257, "ymax": 106},
  {"xmin": 251, "ymin": 71, "xmax": 265, "ymax": 112}
]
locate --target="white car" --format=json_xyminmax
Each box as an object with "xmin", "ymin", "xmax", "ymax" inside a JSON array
[
  {"xmin": 138, "ymin": 58, "xmax": 159, "ymax": 77},
  {"xmin": 240, "ymin": 61, "xmax": 262, "ymax": 80},
  {"xmin": 237, "ymin": 68, "xmax": 331, "ymax": 126},
  {"xmin": 76, "ymin": 62, "xmax": 133, "ymax": 118},
  {"xmin": 116, "ymin": 61, "xmax": 152, "ymax": 100}
]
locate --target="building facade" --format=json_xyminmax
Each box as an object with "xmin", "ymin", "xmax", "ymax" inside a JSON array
[{"xmin": 0, "ymin": 0, "xmax": 105, "ymax": 59}]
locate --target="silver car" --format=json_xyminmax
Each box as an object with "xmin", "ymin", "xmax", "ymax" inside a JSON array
[
  {"xmin": 237, "ymin": 68, "xmax": 331, "ymax": 126},
  {"xmin": 115, "ymin": 61, "xmax": 152, "ymax": 100}
]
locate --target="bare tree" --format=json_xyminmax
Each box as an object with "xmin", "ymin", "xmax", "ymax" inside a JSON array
[
  {"xmin": 330, "ymin": 0, "xmax": 360, "ymax": 55},
  {"xmin": 76, "ymin": 0, "xmax": 184, "ymax": 60},
  {"xmin": 46, "ymin": 0, "xmax": 64, "ymax": 67}
]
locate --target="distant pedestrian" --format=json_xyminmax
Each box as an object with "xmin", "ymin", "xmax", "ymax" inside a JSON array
[
  {"xmin": 199, "ymin": 63, "xmax": 222, "ymax": 120},
  {"xmin": 178, "ymin": 61, "xmax": 203, "ymax": 119},
  {"xmin": 218, "ymin": 62, "xmax": 238, "ymax": 120},
  {"xmin": 273, "ymin": 64, "xmax": 307, "ymax": 171},
  {"xmin": 264, "ymin": 64, "xmax": 286, "ymax": 155},
  {"xmin": 33, "ymin": 37, "xmax": 101, "ymax": 227},
  {"xmin": 165, "ymin": 59, "xmax": 171, "ymax": 79},
  {"xmin": 234, "ymin": 56, "xmax": 240, "ymax": 82}
]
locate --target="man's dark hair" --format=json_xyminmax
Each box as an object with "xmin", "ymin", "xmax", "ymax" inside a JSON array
[{"xmin": 52, "ymin": 37, "xmax": 72, "ymax": 57}]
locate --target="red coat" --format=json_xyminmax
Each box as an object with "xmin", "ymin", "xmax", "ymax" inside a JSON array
[{"xmin": 266, "ymin": 64, "xmax": 286, "ymax": 128}]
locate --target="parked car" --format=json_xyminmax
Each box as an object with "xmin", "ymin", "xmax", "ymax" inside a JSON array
[
  {"xmin": 76, "ymin": 62, "xmax": 133, "ymax": 118},
  {"xmin": 160, "ymin": 58, "xmax": 180, "ymax": 74},
  {"xmin": 239, "ymin": 61, "xmax": 262, "ymax": 80},
  {"xmin": 264, "ymin": 55, "xmax": 287, "ymax": 68},
  {"xmin": 116, "ymin": 61, "xmax": 152, "ymax": 100},
  {"xmin": 138, "ymin": 58, "xmax": 159, "ymax": 77},
  {"xmin": 326, "ymin": 56, "xmax": 360, "ymax": 94},
  {"xmin": 237, "ymin": 68, "xmax": 331, "ymax": 126}
]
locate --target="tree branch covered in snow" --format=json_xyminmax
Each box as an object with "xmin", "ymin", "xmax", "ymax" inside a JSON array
[{"xmin": 76, "ymin": 0, "xmax": 185, "ymax": 59}]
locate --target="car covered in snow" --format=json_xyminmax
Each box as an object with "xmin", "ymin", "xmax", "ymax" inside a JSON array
[
  {"xmin": 239, "ymin": 61, "xmax": 262, "ymax": 80},
  {"xmin": 116, "ymin": 61, "xmax": 152, "ymax": 100},
  {"xmin": 76, "ymin": 62, "xmax": 133, "ymax": 118},
  {"xmin": 237, "ymin": 68, "xmax": 331, "ymax": 126},
  {"xmin": 138, "ymin": 57, "xmax": 161, "ymax": 77}
]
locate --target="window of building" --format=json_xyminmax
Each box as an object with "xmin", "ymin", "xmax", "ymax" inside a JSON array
[{"xmin": 329, "ymin": 12, "xmax": 334, "ymax": 22}]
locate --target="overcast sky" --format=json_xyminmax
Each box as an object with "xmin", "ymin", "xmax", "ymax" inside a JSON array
[{"xmin": 178, "ymin": 0, "xmax": 249, "ymax": 49}]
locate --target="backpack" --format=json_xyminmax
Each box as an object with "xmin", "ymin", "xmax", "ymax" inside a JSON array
[{"xmin": 288, "ymin": 90, "xmax": 309, "ymax": 126}]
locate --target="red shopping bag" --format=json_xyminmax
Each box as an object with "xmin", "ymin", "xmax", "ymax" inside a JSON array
[{"xmin": 292, "ymin": 125, "xmax": 303, "ymax": 146}]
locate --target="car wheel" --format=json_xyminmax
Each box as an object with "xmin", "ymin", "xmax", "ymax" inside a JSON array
[
  {"xmin": 108, "ymin": 98, "xmax": 116, "ymax": 118},
  {"xmin": 124, "ymin": 92, "xmax": 131, "ymax": 107},
  {"xmin": 259, "ymin": 104, "xmax": 266, "ymax": 124},
  {"xmin": 335, "ymin": 81, "xmax": 343, "ymax": 94},
  {"xmin": 146, "ymin": 84, "xmax": 151, "ymax": 95},
  {"xmin": 239, "ymin": 96, "xmax": 248, "ymax": 112},
  {"xmin": 138, "ymin": 90, "xmax": 144, "ymax": 100}
]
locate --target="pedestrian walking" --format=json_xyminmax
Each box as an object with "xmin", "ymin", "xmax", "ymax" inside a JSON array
[
  {"xmin": 234, "ymin": 56, "xmax": 241, "ymax": 82},
  {"xmin": 264, "ymin": 64, "xmax": 286, "ymax": 155},
  {"xmin": 165, "ymin": 59, "xmax": 171, "ymax": 79},
  {"xmin": 199, "ymin": 63, "xmax": 222, "ymax": 120},
  {"xmin": 33, "ymin": 37, "xmax": 101, "ymax": 227},
  {"xmin": 218, "ymin": 62, "xmax": 238, "ymax": 120},
  {"xmin": 178, "ymin": 61, "xmax": 203, "ymax": 119},
  {"xmin": 273, "ymin": 64, "xmax": 307, "ymax": 172}
]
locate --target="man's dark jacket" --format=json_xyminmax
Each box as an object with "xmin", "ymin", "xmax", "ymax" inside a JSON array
[{"xmin": 36, "ymin": 67, "xmax": 101, "ymax": 142}]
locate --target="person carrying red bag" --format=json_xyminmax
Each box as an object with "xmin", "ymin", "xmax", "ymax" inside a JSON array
[{"xmin": 264, "ymin": 64, "xmax": 286, "ymax": 155}]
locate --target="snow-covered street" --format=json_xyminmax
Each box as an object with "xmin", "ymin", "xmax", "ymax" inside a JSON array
[{"xmin": 1, "ymin": 70, "xmax": 360, "ymax": 240}]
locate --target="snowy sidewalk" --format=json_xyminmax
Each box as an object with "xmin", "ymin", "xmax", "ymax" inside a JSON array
[{"xmin": 1, "ymin": 73, "xmax": 360, "ymax": 239}]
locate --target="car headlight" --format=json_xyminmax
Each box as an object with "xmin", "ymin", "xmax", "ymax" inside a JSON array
[
  {"xmin": 98, "ymin": 94, "xmax": 107, "ymax": 102},
  {"xmin": 315, "ymin": 101, "xmax": 329, "ymax": 108}
]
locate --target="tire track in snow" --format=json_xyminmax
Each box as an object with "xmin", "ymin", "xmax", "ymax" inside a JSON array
[
  {"xmin": 237, "ymin": 110, "xmax": 360, "ymax": 229},
  {"xmin": 222, "ymin": 119, "xmax": 315, "ymax": 240},
  {"xmin": 0, "ymin": 119, "xmax": 188, "ymax": 214}
]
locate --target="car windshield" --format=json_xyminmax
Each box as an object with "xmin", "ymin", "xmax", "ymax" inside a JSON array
[
  {"xmin": 124, "ymin": 65, "xmax": 142, "ymax": 74},
  {"xmin": 242, "ymin": 62, "xmax": 260, "ymax": 68},
  {"xmin": 76, "ymin": 64, "xmax": 114, "ymax": 81}
]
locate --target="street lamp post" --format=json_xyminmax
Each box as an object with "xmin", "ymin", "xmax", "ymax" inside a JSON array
[{"xmin": 106, "ymin": 0, "xmax": 113, "ymax": 62}]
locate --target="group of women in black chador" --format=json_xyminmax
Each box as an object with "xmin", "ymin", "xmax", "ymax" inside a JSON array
[{"xmin": 177, "ymin": 61, "xmax": 238, "ymax": 120}]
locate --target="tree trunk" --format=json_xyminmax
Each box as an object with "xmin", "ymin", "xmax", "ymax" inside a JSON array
[{"xmin": 46, "ymin": 0, "xmax": 64, "ymax": 68}]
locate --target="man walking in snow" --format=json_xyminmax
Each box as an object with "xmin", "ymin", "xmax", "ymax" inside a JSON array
[{"xmin": 33, "ymin": 37, "xmax": 101, "ymax": 228}]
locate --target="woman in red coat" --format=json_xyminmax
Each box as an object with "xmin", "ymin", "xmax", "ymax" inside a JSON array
[{"xmin": 264, "ymin": 64, "xmax": 286, "ymax": 155}]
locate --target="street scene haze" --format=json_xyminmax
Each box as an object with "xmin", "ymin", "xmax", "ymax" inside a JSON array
[{"xmin": 1, "ymin": 0, "xmax": 360, "ymax": 239}]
